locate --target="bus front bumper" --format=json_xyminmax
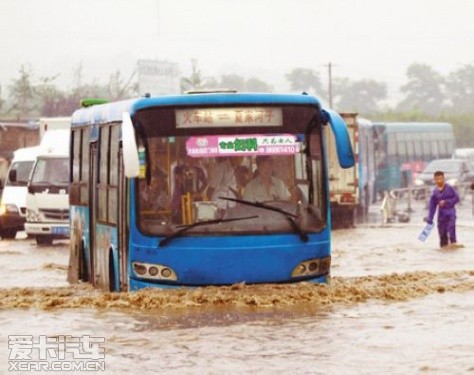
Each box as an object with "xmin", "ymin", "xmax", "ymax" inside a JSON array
[{"xmin": 128, "ymin": 273, "xmax": 330, "ymax": 291}]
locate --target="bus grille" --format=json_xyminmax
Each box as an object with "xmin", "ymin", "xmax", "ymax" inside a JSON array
[{"xmin": 40, "ymin": 209, "xmax": 69, "ymax": 220}]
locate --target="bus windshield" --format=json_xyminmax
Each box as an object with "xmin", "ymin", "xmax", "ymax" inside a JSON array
[
  {"xmin": 31, "ymin": 157, "xmax": 69, "ymax": 185},
  {"xmin": 135, "ymin": 106, "xmax": 326, "ymax": 237}
]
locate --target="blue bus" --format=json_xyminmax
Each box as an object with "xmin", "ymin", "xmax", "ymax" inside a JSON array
[
  {"xmin": 369, "ymin": 122, "xmax": 455, "ymax": 197},
  {"xmin": 67, "ymin": 92, "xmax": 354, "ymax": 291}
]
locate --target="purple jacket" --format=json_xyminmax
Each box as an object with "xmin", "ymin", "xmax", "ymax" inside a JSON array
[{"xmin": 427, "ymin": 184, "xmax": 459, "ymax": 224}]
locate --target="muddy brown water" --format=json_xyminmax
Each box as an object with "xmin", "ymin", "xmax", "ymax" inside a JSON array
[{"xmin": 0, "ymin": 199, "xmax": 473, "ymax": 374}]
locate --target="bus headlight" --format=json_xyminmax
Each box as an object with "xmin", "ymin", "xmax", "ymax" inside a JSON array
[
  {"xmin": 132, "ymin": 261, "xmax": 178, "ymax": 281},
  {"xmin": 291, "ymin": 256, "xmax": 331, "ymax": 278}
]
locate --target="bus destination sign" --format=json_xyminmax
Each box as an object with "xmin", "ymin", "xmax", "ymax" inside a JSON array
[{"xmin": 176, "ymin": 107, "xmax": 283, "ymax": 128}]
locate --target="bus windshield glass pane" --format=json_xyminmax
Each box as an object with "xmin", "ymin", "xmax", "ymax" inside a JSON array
[{"xmin": 134, "ymin": 105, "xmax": 326, "ymax": 236}]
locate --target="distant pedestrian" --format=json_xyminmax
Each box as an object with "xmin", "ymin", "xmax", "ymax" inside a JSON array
[{"xmin": 425, "ymin": 170, "xmax": 460, "ymax": 248}]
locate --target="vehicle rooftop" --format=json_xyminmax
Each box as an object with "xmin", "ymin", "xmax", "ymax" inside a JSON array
[{"xmin": 71, "ymin": 92, "xmax": 322, "ymax": 127}]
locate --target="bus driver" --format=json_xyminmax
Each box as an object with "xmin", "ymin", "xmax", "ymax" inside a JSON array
[{"xmin": 243, "ymin": 155, "xmax": 292, "ymax": 202}]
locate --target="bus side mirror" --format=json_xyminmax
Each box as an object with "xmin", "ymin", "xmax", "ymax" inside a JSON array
[
  {"xmin": 121, "ymin": 112, "xmax": 140, "ymax": 178},
  {"xmin": 325, "ymin": 109, "xmax": 355, "ymax": 169},
  {"xmin": 8, "ymin": 169, "xmax": 17, "ymax": 183}
]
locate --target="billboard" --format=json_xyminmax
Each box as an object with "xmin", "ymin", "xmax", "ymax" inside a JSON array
[{"xmin": 137, "ymin": 59, "xmax": 180, "ymax": 96}]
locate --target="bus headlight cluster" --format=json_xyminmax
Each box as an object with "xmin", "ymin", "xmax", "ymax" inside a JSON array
[
  {"xmin": 291, "ymin": 256, "xmax": 331, "ymax": 278},
  {"xmin": 132, "ymin": 261, "xmax": 178, "ymax": 281}
]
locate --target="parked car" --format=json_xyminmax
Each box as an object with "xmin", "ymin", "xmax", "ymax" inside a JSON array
[{"xmin": 414, "ymin": 158, "xmax": 474, "ymax": 200}]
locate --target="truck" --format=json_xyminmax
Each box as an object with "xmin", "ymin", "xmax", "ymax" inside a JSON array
[
  {"xmin": 38, "ymin": 117, "xmax": 71, "ymax": 139},
  {"xmin": 0, "ymin": 122, "xmax": 40, "ymax": 193},
  {"xmin": 0, "ymin": 146, "xmax": 41, "ymax": 239},
  {"xmin": 326, "ymin": 113, "xmax": 376, "ymax": 228},
  {"xmin": 25, "ymin": 129, "xmax": 70, "ymax": 245}
]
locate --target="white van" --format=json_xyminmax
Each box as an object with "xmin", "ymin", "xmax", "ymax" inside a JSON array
[
  {"xmin": 25, "ymin": 130, "xmax": 70, "ymax": 245},
  {"xmin": 0, "ymin": 146, "xmax": 41, "ymax": 239}
]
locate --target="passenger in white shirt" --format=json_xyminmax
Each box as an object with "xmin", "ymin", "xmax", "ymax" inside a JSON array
[
  {"xmin": 243, "ymin": 156, "xmax": 291, "ymax": 202},
  {"xmin": 207, "ymin": 157, "xmax": 241, "ymax": 209}
]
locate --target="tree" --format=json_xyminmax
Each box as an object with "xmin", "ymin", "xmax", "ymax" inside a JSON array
[
  {"xmin": 180, "ymin": 59, "xmax": 206, "ymax": 92},
  {"xmin": 397, "ymin": 63, "xmax": 445, "ymax": 114},
  {"xmin": 61, "ymin": 64, "xmax": 106, "ymax": 114},
  {"xmin": 335, "ymin": 79, "xmax": 387, "ymax": 114},
  {"xmin": 445, "ymin": 64, "xmax": 474, "ymax": 113},
  {"xmin": 35, "ymin": 74, "xmax": 65, "ymax": 116},
  {"xmin": 285, "ymin": 68, "xmax": 324, "ymax": 96},
  {"xmin": 245, "ymin": 77, "xmax": 273, "ymax": 92},
  {"xmin": 8, "ymin": 65, "xmax": 37, "ymax": 119},
  {"xmin": 106, "ymin": 70, "xmax": 138, "ymax": 101},
  {"xmin": 0, "ymin": 85, "xmax": 4, "ymax": 111},
  {"xmin": 220, "ymin": 74, "xmax": 246, "ymax": 91}
]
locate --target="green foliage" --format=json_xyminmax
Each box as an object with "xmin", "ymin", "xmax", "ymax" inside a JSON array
[
  {"xmin": 397, "ymin": 63, "xmax": 445, "ymax": 114},
  {"xmin": 220, "ymin": 74, "xmax": 246, "ymax": 91},
  {"xmin": 445, "ymin": 64, "xmax": 474, "ymax": 112},
  {"xmin": 245, "ymin": 77, "xmax": 273, "ymax": 92},
  {"xmin": 334, "ymin": 79, "xmax": 387, "ymax": 113},
  {"xmin": 8, "ymin": 65, "xmax": 37, "ymax": 119},
  {"xmin": 180, "ymin": 59, "xmax": 206, "ymax": 92},
  {"xmin": 1, "ymin": 63, "xmax": 137, "ymax": 120},
  {"xmin": 2, "ymin": 59, "xmax": 473, "ymax": 149},
  {"xmin": 285, "ymin": 68, "xmax": 324, "ymax": 96},
  {"xmin": 180, "ymin": 60, "xmax": 273, "ymax": 93}
]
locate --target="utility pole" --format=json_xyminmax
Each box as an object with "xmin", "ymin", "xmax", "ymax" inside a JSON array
[{"xmin": 327, "ymin": 62, "xmax": 333, "ymax": 108}]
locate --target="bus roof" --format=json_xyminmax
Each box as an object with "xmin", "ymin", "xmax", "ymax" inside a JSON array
[
  {"xmin": 71, "ymin": 92, "xmax": 322, "ymax": 127},
  {"xmin": 373, "ymin": 122, "xmax": 453, "ymax": 133}
]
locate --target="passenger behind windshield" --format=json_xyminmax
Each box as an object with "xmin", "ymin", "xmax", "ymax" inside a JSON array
[
  {"xmin": 206, "ymin": 157, "xmax": 243, "ymax": 213},
  {"xmin": 243, "ymin": 155, "xmax": 298, "ymax": 202},
  {"xmin": 171, "ymin": 153, "xmax": 207, "ymax": 222}
]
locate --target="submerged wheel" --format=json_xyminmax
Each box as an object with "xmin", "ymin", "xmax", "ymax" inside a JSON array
[
  {"xmin": 79, "ymin": 242, "xmax": 89, "ymax": 282},
  {"xmin": 108, "ymin": 251, "xmax": 117, "ymax": 292}
]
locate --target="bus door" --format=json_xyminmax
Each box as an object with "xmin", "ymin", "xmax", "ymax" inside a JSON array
[
  {"xmin": 89, "ymin": 143, "xmax": 98, "ymax": 286},
  {"xmin": 118, "ymin": 149, "xmax": 128, "ymax": 291}
]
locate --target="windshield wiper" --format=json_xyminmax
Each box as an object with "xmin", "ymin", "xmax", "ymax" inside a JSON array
[
  {"xmin": 159, "ymin": 215, "xmax": 259, "ymax": 247},
  {"xmin": 218, "ymin": 197, "xmax": 308, "ymax": 242}
]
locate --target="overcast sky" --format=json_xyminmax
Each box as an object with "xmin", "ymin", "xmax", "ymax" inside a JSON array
[{"xmin": 0, "ymin": 0, "xmax": 473, "ymax": 98}]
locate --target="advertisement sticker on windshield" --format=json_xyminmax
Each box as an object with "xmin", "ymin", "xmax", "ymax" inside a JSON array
[{"xmin": 186, "ymin": 135, "xmax": 298, "ymax": 157}]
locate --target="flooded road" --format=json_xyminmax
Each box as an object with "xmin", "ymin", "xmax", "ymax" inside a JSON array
[{"xmin": 0, "ymin": 198, "xmax": 473, "ymax": 374}]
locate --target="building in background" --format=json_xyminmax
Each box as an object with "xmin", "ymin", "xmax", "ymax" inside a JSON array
[{"xmin": 137, "ymin": 59, "xmax": 180, "ymax": 96}]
